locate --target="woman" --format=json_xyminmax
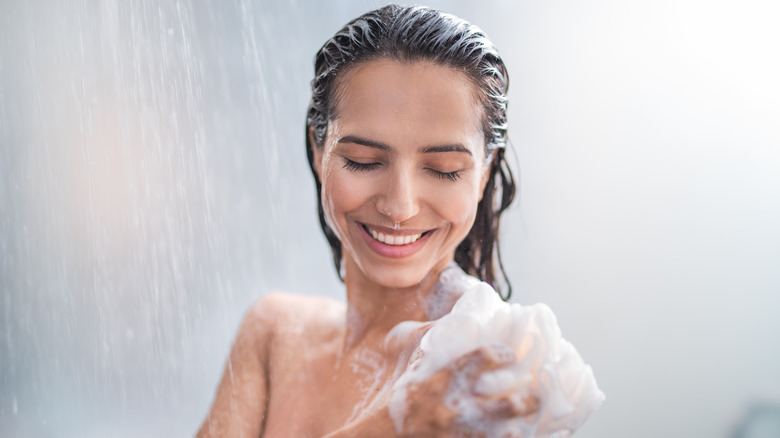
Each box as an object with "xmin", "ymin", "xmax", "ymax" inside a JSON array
[{"xmin": 199, "ymin": 5, "xmax": 563, "ymax": 437}]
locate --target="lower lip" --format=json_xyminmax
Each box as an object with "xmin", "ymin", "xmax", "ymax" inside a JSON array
[{"xmin": 358, "ymin": 224, "xmax": 434, "ymax": 259}]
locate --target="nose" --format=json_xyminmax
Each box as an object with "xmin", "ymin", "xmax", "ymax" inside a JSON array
[{"xmin": 375, "ymin": 168, "xmax": 420, "ymax": 222}]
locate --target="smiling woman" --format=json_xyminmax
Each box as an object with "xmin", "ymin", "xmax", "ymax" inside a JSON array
[
  {"xmin": 307, "ymin": 5, "xmax": 516, "ymax": 300},
  {"xmin": 197, "ymin": 5, "xmax": 601, "ymax": 437},
  {"xmin": 312, "ymin": 60, "xmax": 491, "ymax": 290}
]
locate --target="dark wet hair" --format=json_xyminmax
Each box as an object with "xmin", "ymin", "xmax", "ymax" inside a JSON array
[{"xmin": 305, "ymin": 5, "xmax": 516, "ymax": 300}]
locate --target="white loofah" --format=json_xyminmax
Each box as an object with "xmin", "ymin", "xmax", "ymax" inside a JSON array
[{"xmin": 389, "ymin": 266, "xmax": 605, "ymax": 437}]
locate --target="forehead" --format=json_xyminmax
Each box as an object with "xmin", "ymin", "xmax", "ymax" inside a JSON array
[{"xmin": 331, "ymin": 59, "xmax": 484, "ymax": 148}]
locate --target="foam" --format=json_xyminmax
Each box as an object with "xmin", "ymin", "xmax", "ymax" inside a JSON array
[{"xmin": 388, "ymin": 265, "xmax": 605, "ymax": 437}]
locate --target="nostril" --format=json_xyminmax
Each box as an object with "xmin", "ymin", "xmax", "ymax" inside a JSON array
[{"xmin": 377, "ymin": 181, "xmax": 420, "ymax": 222}]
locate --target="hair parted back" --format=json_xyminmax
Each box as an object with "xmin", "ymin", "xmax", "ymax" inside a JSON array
[{"xmin": 306, "ymin": 4, "xmax": 516, "ymax": 300}]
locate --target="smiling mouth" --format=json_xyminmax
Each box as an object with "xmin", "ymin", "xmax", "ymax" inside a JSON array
[{"xmin": 361, "ymin": 224, "xmax": 432, "ymax": 246}]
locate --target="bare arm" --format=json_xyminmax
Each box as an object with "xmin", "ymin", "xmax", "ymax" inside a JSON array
[
  {"xmin": 324, "ymin": 348, "xmax": 538, "ymax": 438},
  {"xmin": 197, "ymin": 297, "xmax": 275, "ymax": 437},
  {"xmin": 322, "ymin": 368, "xmax": 460, "ymax": 438},
  {"xmin": 321, "ymin": 407, "xmax": 396, "ymax": 438}
]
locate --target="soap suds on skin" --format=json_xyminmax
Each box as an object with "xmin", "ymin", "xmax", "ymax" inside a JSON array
[
  {"xmin": 345, "ymin": 349, "xmax": 388, "ymax": 422},
  {"xmin": 423, "ymin": 263, "xmax": 478, "ymax": 320}
]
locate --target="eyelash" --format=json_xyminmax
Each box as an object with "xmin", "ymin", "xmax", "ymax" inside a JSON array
[
  {"xmin": 431, "ymin": 169, "xmax": 462, "ymax": 182},
  {"xmin": 342, "ymin": 159, "xmax": 379, "ymax": 172},
  {"xmin": 342, "ymin": 159, "xmax": 461, "ymax": 182}
]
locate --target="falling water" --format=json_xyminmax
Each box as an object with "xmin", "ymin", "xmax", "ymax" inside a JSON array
[{"xmin": 0, "ymin": 1, "xmax": 337, "ymax": 435}]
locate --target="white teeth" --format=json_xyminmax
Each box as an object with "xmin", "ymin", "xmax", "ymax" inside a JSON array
[{"xmin": 368, "ymin": 227, "xmax": 423, "ymax": 246}]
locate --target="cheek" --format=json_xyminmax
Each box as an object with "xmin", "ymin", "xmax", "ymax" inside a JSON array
[
  {"xmin": 321, "ymin": 167, "xmax": 371, "ymax": 223},
  {"xmin": 430, "ymin": 177, "xmax": 483, "ymax": 230}
]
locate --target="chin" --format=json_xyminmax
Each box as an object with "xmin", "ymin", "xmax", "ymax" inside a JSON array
[
  {"xmin": 367, "ymin": 262, "xmax": 425, "ymax": 289},
  {"xmin": 359, "ymin": 256, "xmax": 449, "ymax": 290}
]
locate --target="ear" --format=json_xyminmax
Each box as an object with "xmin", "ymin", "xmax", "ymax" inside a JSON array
[
  {"xmin": 309, "ymin": 126, "xmax": 323, "ymax": 180},
  {"xmin": 478, "ymin": 149, "xmax": 497, "ymax": 202}
]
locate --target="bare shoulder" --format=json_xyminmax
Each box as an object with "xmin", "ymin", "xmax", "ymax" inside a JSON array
[
  {"xmin": 197, "ymin": 291, "xmax": 344, "ymax": 437},
  {"xmin": 249, "ymin": 290, "xmax": 345, "ymax": 316},
  {"xmin": 243, "ymin": 291, "xmax": 346, "ymax": 341}
]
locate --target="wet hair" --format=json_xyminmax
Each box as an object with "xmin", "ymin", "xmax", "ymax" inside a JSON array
[{"xmin": 305, "ymin": 4, "xmax": 516, "ymax": 300}]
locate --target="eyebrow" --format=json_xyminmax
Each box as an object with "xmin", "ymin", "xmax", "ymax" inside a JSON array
[
  {"xmin": 337, "ymin": 135, "xmax": 473, "ymax": 156},
  {"xmin": 337, "ymin": 135, "xmax": 390, "ymax": 151},
  {"xmin": 420, "ymin": 144, "xmax": 472, "ymax": 155}
]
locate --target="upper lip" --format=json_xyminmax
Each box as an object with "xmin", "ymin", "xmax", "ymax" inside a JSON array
[{"xmin": 359, "ymin": 222, "xmax": 433, "ymax": 236}]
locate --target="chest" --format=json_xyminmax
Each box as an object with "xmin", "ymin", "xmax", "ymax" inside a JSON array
[{"xmin": 262, "ymin": 339, "xmax": 399, "ymax": 437}]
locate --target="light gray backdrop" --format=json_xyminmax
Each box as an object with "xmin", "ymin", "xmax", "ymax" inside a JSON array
[{"xmin": 1, "ymin": 0, "xmax": 779, "ymax": 437}]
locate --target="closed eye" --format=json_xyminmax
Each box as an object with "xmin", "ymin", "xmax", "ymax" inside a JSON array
[
  {"xmin": 427, "ymin": 169, "xmax": 462, "ymax": 182},
  {"xmin": 343, "ymin": 158, "xmax": 461, "ymax": 182},
  {"xmin": 342, "ymin": 158, "xmax": 380, "ymax": 172}
]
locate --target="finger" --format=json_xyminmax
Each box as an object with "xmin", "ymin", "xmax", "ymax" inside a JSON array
[
  {"xmin": 407, "ymin": 367, "xmax": 453, "ymax": 400},
  {"xmin": 472, "ymin": 369, "xmax": 533, "ymax": 397},
  {"xmin": 453, "ymin": 343, "xmax": 516, "ymax": 375},
  {"xmin": 480, "ymin": 392, "xmax": 540, "ymax": 420},
  {"xmin": 403, "ymin": 368, "xmax": 458, "ymax": 434}
]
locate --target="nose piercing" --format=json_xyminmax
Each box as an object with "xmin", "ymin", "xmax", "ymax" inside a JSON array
[{"xmin": 394, "ymin": 222, "xmax": 400, "ymax": 230}]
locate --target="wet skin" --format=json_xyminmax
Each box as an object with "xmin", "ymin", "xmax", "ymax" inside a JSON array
[{"xmin": 198, "ymin": 60, "xmax": 533, "ymax": 437}]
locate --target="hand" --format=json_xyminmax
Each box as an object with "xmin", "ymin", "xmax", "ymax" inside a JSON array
[
  {"xmin": 398, "ymin": 343, "xmax": 539, "ymax": 438},
  {"xmin": 323, "ymin": 343, "xmax": 538, "ymax": 438}
]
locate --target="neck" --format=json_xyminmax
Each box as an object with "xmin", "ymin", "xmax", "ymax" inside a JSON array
[{"xmin": 341, "ymin": 256, "xmax": 450, "ymax": 353}]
